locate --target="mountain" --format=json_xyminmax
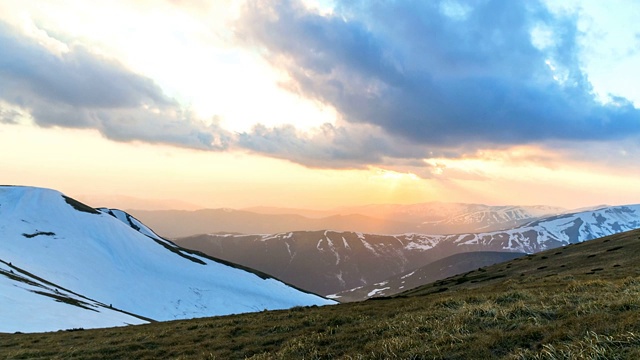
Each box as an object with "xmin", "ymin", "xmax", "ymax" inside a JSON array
[
  {"xmin": 399, "ymin": 227, "xmax": 640, "ymax": 298},
  {"xmin": 0, "ymin": 186, "xmax": 333, "ymax": 333},
  {"xmin": 123, "ymin": 202, "xmax": 628, "ymax": 243},
  {"xmin": 175, "ymin": 204, "xmax": 640, "ymax": 296},
  {"xmin": 178, "ymin": 230, "xmax": 429, "ymax": 296},
  {"xmin": 439, "ymin": 205, "xmax": 640, "ymax": 253},
  {"xmin": 329, "ymin": 251, "xmax": 526, "ymax": 302},
  {"xmin": 6, "ymin": 229, "xmax": 640, "ymax": 359},
  {"xmin": 77, "ymin": 194, "xmax": 205, "ymax": 211},
  {"xmin": 128, "ymin": 209, "xmax": 415, "ymax": 238},
  {"xmin": 335, "ymin": 202, "xmax": 567, "ymax": 234},
  {"xmin": 131, "ymin": 203, "xmax": 566, "ymax": 239},
  {"xmin": 241, "ymin": 206, "xmax": 337, "ymax": 219}
]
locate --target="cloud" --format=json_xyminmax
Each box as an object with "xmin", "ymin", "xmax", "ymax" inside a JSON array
[
  {"xmin": 238, "ymin": 122, "xmax": 434, "ymax": 170},
  {"xmin": 237, "ymin": 0, "xmax": 640, "ymax": 149},
  {"xmin": 0, "ymin": 21, "xmax": 230, "ymax": 150},
  {"xmin": 3, "ymin": 2, "xmax": 639, "ymax": 176},
  {"xmin": 0, "ymin": 105, "xmax": 21, "ymax": 124}
]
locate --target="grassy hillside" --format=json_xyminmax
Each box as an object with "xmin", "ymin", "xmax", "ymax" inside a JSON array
[{"xmin": 2, "ymin": 229, "xmax": 640, "ymax": 359}]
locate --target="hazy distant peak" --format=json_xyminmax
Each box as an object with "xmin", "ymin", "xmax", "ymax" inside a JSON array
[{"xmin": 76, "ymin": 193, "xmax": 206, "ymax": 211}]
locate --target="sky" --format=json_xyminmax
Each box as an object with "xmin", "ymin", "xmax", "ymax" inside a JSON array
[{"xmin": 1, "ymin": 0, "xmax": 640, "ymax": 210}]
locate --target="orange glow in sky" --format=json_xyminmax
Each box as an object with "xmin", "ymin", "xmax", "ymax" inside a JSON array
[
  {"xmin": 2, "ymin": 123, "xmax": 639, "ymax": 210},
  {"xmin": 1, "ymin": 1, "xmax": 640, "ymax": 210}
]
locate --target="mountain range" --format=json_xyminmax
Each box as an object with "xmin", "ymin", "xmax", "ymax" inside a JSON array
[
  {"xmin": 4, "ymin": 185, "xmax": 640, "ymax": 334},
  {"xmin": 176, "ymin": 204, "xmax": 640, "ymax": 297},
  {"xmin": 130, "ymin": 203, "xmax": 567, "ymax": 238},
  {"xmin": 0, "ymin": 186, "xmax": 333, "ymax": 333},
  {"xmin": 5, "ymin": 228, "xmax": 640, "ymax": 358}
]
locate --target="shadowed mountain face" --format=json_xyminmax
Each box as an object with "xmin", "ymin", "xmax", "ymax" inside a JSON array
[
  {"xmin": 178, "ymin": 231, "xmax": 434, "ymax": 296},
  {"xmin": 175, "ymin": 205, "xmax": 640, "ymax": 296},
  {"xmin": 130, "ymin": 203, "xmax": 566, "ymax": 238}
]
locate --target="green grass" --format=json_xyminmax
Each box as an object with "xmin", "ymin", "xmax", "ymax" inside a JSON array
[{"xmin": 2, "ymin": 229, "xmax": 640, "ymax": 359}]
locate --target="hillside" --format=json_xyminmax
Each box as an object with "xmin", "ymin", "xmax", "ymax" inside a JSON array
[
  {"xmin": 175, "ymin": 204, "xmax": 640, "ymax": 296},
  {"xmin": 3, "ymin": 229, "xmax": 640, "ymax": 359},
  {"xmin": 399, "ymin": 226, "xmax": 640, "ymax": 298},
  {"xmin": 330, "ymin": 251, "xmax": 526, "ymax": 302},
  {"xmin": 0, "ymin": 186, "xmax": 333, "ymax": 333}
]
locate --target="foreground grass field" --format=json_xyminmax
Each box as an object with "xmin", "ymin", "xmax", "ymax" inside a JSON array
[{"xmin": 2, "ymin": 229, "xmax": 640, "ymax": 359}]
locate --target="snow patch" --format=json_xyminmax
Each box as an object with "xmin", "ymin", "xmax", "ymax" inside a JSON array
[
  {"xmin": 360, "ymin": 239, "xmax": 377, "ymax": 254},
  {"xmin": 367, "ymin": 287, "xmax": 391, "ymax": 297},
  {"xmin": 342, "ymin": 237, "xmax": 351, "ymax": 250},
  {"xmin": 400, "ymin": 271, "xmax": 416, "ymax": 279}
]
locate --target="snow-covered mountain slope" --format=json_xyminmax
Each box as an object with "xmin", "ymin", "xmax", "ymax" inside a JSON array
[
  {"xmin": 0, "ymin": 186, "xmax": 334, "ymax": 333},
  {"xmin": 421, "ymin": 205, "xmax": 567, "ymax": 233},
  {"xmin": 176, "ymin": 205, "xmax": 640, "ymax": 297},
  {"xmin": 442, "ymin": 205, "xmax": 640, "ymax": 253},
  {"xmin": 0, "ymin": 259, "xmax": 148, "ymax": 333}
]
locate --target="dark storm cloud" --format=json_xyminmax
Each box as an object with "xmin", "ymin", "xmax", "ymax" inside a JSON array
[
  {"xmin": 237, "ymin": 0, "xmax": 640, "ymax": 148},
  {"xmin": 0, "ymin": 21, "xmax": 230, "ymax": 150}
]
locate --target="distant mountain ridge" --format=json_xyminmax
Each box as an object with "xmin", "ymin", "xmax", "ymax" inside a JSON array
[
  {"xmin": 132, "ymin": 203, "xmax": 566, "ymax": 238},
  {"xmin": 0, "ymin": 186, "xmax": 333, "ymax": 333},
  {"xmin": 335, "ymin": 203, "xmax": 567, "ymax": 234},
  {"xmin": 128, "ymin": 209, "xmax": 417, "ymax": 238},
  {"xmin": 176, "ymin": 204, "xmax": 640, "ymax": 296},
  {"xmin": 417, "ymin": 204, "xmax": 567, "ymax": 233}
]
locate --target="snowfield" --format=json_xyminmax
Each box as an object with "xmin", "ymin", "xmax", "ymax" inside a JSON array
[{"xmin": 0, "ymin": 186, "xmax": 334, "ymax": 333}]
